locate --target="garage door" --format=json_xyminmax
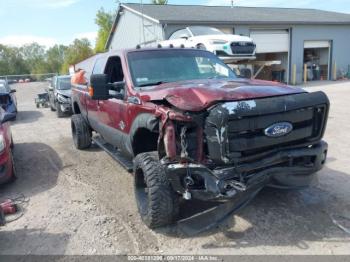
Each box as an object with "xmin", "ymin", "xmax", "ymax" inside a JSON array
[
  {"xmin": 218, "ymin": 27, "xmax": 234, "ymax": 34},
  {"xmin": 250, "ymin": 30, "xmax": 289, "ymax": 53},
  {"xmin": 304, "ymin": 40, "xmax": 330, "ymax": 48}
]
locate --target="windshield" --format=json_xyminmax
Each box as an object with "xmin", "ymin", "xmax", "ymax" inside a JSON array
[
  {"xmin": 188, "ymin": 26, "xmax": 225, "ymax": 36},
  {"xmin": 57, "ymin": 77, "xmax": 72, "ymax": 90},
  {"xmin": 0, "ymin": 84, "xmax": 9, "ymax": 93},
  {"xmin": 128, "ymin": 49, "xmax": 237, "ymax": 88},
  {"xmin": 0, "ymin": 84, "xmax": 6, "ymax": 93}
]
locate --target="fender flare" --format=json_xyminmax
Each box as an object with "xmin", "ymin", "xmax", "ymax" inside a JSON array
[{"xmin": 129, "ymin": 113, "xmax": 160, "ymax": 154}]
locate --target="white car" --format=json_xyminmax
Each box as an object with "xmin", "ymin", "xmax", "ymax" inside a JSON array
[{"xmin": 159, "ymin": 26, "xmax": 256, "ymax": 60}]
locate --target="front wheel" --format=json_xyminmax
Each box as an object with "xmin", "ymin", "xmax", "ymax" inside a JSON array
[
  {"xmin": 197, "ymin": 43, "xmax": 207, "ymax": 50},
  {"xmin": 56, "ymin": 102, "xmax": 64, "ymax": 118},
  {"xmin": 71, "ymin": 114, "xmax": 92, "ymax": 149},
  {"xmin": 50, "ymin": 102, "xmax": 55, "ymax": 111},
  {"xmin": 134, "ymin": 152, "xmax": 179, "ymax": 228}
]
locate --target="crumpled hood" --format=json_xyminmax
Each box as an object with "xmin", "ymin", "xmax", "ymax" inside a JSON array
[
  {"xmin": 139, "ymin": 79, "xmax": 306, "ymax": 112},
  {"xmin": 56, "ymin": 89, "xmax": 71, "ymax": 98}
]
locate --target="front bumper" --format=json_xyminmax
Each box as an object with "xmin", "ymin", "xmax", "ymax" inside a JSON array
[
  {"xmin": 165, "ymin": 141, "xmax": 328, "ymax": 201},
  {"xmin": 59, "ymin": 102, "xmax": 72, "ymax": 113},
  {"xmin": 213, "ymin": 43, "xmax": 256, "ymax": 58}
]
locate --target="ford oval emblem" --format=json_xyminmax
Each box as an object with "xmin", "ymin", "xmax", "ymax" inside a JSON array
[{"xmin": 264, "ymin": 122, "xmax": 293, "ymax": 137}]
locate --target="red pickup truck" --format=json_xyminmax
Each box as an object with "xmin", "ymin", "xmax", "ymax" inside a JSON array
[{"xmin": 71, "ymin": 48, "xmax": 329, "ymax": 229}]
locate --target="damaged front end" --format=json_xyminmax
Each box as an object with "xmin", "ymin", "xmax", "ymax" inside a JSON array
[{"xmin": 159, "ymin": 91, "xmax": 330, "ymax": 202}]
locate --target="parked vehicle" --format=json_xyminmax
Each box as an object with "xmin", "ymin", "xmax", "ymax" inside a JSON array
[
  {"xmin": 159, "ymin": 26, "xmax": 256, "ymax": 59},
  {"xmin": 71, "ymin": 48, "xmax": 329, "ymax": 229},
  {"xmin": 47, "ymin": 75, "xmax": 72, "ymax": 117},
  {"xmin": 0, "ymin": 80, "xmax": 17, "ymax": 115},
  {"xmin": 0, "ymin": 109, "xmax": 16, "ymax": 185}
]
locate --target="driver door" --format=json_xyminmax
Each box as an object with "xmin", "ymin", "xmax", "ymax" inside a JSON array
[{"xmin": 97, "ymin": 56, "xmax": 128, "ymax": 151}]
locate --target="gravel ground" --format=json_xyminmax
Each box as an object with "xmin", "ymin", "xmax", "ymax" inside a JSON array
[{"xmin": 0, "ymin": 81, "xmax": 349, "ymax": 255}]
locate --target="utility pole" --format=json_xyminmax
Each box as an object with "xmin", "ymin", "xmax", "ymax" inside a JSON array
[{"xmin": 231, "ymin": 0, "xmax": 234, "ymax": 8}]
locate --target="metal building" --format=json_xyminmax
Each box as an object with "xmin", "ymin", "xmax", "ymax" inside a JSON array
[{"xmin": 106, "ymin": 3, "xmax": 350, "ymax": 84}]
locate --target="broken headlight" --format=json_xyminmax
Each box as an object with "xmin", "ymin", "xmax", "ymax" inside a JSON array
[{"xmin": 57, "ymin": 94, "xmax": 70, "ymax": 103}]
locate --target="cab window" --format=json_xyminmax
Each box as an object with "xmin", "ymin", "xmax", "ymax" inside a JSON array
[{"xmin": 104, "ymin": 56, "xmax": 125, "ymax": 96}]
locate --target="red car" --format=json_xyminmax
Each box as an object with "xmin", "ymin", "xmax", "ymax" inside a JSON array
[{"xmin": 0, "ymin": 110, "xmax": 16, "ymax": 185}]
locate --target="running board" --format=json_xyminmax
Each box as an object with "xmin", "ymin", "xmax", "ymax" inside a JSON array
[{"xmin": 92, "ymin": 136, "xmax": 133, "ymax": 173}]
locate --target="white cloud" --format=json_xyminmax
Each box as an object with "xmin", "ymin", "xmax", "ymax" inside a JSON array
[{"xmin": 0, "ymin": 35, "xmax": 57, "ymax": 47}]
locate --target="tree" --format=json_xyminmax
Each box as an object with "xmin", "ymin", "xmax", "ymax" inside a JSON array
[
  {"xmin": 46, "ymin": 45, "xmax": 67, "ymax": 73},
  {"xmin": 61, "ymin": 38, "xmax": 94, "ymax": 74},
  {"xmin": 95, "ymin": 8, "xmax": 114, "ymax": 53},
  {"xmin": 20, "ymin": 43, "xmax": 47, "ymax": 74},
  {"xmin": 0, "ymin": 44, "xmax": 29, "ymax": 76},
  {"xmin": 151, "ymin": 0, "xmax": 168, "ymax": 4}
]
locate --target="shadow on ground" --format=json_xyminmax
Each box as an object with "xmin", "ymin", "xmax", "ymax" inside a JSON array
[
  {"xmin": 157, "ymin": 165, "xmax": 350, "ymax": 250},
  {"xmin": 12, "ymin": 111, "xmax": 43, "ymax": 124},
  {"xmin": 0, "ymin": 228, "xmax": 69, "ymax": 255},
  {"xmin": 0, "ymin": 142, "xmax": 62, "ymax": 199}
]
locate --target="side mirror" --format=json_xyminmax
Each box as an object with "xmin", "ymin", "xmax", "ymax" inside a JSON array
[
  {"xmin": 90, "ymin": 74, "xmax": 110, "ymax": 100},
  {"xmin": 1, "ymin": 112, "xmax": 16, "ymax": 123},
  {"xmin": 10, "ymin": 89, "xmax": 16, "ymax": 93}
]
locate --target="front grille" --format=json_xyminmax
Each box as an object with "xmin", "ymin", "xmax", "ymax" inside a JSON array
[
  {"xmin": 230, "ymin": 42, "xmax": 256, "ymax": 55},
  {"xmin": 227, "ymin": 106, "xmax": 325, "ymax": 155},
  {"xmin": 204, "ymin": 92, "xmax": 329, "ymax": 165}
]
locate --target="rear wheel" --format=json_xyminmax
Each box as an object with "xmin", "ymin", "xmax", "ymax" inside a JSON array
[
  {"xmin": 134, "ymin": 152, "xmax": 179, "ymax": 228},
  {"xmin": 71, "ymin": 114, "xmax": 92, "ymax": 149}
]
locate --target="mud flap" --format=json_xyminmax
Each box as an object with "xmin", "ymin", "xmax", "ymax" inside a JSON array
[{"xmin": 176, "ymin": 188, "xmax": 262, "ymax": 236}]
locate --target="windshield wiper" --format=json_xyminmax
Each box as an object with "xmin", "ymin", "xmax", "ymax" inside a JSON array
[{"xmin": 138, "ymin": 81, "xmax": 168, "ymax": 87}]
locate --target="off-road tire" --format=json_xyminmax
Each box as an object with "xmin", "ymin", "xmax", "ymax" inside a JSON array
[
  {"xmin": 134, "ymin": 152, "xmax": 179, "ymax": 228},
  {"xmin": 71, "ymin": 114, "xmax": 92, "ymax": 149},
  {"xmin": 56, "ymin": 102, "xmax": 64, "ymax": 118}
]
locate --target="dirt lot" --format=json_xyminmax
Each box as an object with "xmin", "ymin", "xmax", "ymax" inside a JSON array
[{"xmin": 0, "ymin": 81, "xmax": 350, "ymax": 255}]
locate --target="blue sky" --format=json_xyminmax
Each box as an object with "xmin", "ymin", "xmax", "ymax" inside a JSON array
[{"xmin": 0, "ymin": 0, "xmax": 349, "ymax": 48}]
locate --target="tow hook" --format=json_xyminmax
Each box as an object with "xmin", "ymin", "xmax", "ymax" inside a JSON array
[
  {"xmin": 224, "ymin": 181, "xmax": 247, "ymax": 192},
  {"xmin": 183, "ymin": 175, "xmax": 194, "ymax": 200},
  {"xmin": 183, "ymin": 191, "xmax": 192, "ymax": 200},
  {"xmin": 182, "ymin": 164, "xmax": 194, "ymax": 201}
]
